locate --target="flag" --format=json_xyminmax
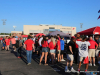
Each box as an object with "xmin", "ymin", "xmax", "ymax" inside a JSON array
[
  {"xmin": 83, "ymin": 56, "xmax": 89, "ymax": 64},
  {"xmin": 98, "ymin": 10, "xmax": 100, "ymax": 13},
  {"xmin": 97, "ymin": 15, "xmax": 100, "ymax": 20}
]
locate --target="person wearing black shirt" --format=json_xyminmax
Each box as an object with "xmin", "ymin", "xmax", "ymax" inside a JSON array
[
  {"xmin": 65, "ymin": 36, "xmax": 76, "ymax": 72},
  {"xmin": 95, "ymin": 36, "xmax": 99, "ymax": 45}
]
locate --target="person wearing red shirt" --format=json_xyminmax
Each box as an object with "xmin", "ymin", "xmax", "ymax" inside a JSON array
[
  {"xmin": 0, "ymin": 37, "xmax": 3, "ymax": 44},
  {"xmin": 5, "ymin": 36, "xmax": 10, "ymax": 51},
  {"xmin": 88, "ymin": 36, "xmax": 98, "ymax": 66},
  {"xmin": 24, "ymin": 36, "xmax": 35, "ymax": 65},
  {"xmin": 48, "ymin": 37, "xmax": 56, "ymax": 65},
  {"xmin": 57, "ymin": 34, "xmax": 61, "ymax": 40},
  {"xmin": 39, "ymin": 36, "xmax": 48, "ymax": 65},
  {"xmin": 56, "ymin": 37, "xmax": 61, "ymax": 62}
]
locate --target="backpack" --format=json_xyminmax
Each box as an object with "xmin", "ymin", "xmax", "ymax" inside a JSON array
[{"xmin": 15, "ymin": 40, "xmax": 19, "ymax": 48}]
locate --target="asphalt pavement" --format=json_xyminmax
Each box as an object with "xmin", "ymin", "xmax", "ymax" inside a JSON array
[{"xmin": 0, "ymin": 44, "xmax": 99, "ymax": 75}]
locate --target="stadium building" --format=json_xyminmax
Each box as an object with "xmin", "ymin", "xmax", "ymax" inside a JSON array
[{"xmin": 23, "ymin": 24, "xmax": 76, "ymax": 36}]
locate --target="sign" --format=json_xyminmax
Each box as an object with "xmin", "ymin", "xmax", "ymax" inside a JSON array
[
  {"xmin": 44, "ymin": 29, "xmax": 49, "ymax": 35},
  {"xmin": 95, "ymin": 32, "xmax": 99, "ymax": 34}
]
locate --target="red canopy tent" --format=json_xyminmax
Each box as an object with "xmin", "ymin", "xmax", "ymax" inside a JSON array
[
  {"xmin": 22, "ymin": 35, "xmax": 28, "ymax": 38},
  {"xmin": 35, "ymin": 33, "xmax": 45, "ymax": 37},
  {"xmin": 77, "ymin": 26, "xmax": 100, "ymax": 35}
]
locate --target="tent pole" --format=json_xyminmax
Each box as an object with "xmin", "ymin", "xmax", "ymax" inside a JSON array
[{"xmin": 93, "ymin": 34, "xmax": 94, "ymax": 40}]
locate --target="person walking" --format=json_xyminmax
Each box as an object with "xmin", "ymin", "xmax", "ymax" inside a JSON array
[
  {"xmin": 48, "ymin": 37, "xmax": 56, "ymax": 65},
  {"xmin": 5, "ymin": 36, "xmax": 10, "ymax": 51},
  {"xmin": 39, "ymin": 36, "xmax": 48, "ymax": 65},
  {"xmin": 65, "ymin": 36, "xmax": 76, "ymax": 72},
  {"xmin": 88, "ymin": 36, "xmax": 98, "ymax": 66},
  {"xmin": 60, "ymin": 37, "xmax": 65, "ymax": 61},
  {"xmin": 24, "ymin": 36, "xmax": 35, "ymax": 65},
  {"xmin": 17, "ymin": 37, "xmax": 24, "ymax": 58},
  {"xmin": 11, "ymin": 36, "xmax": 16, "ymax": 51}
]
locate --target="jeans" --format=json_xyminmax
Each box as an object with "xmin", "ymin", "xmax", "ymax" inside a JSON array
[
  {"xmin": 42, "ymin": 47, "xmax": 48, "ymax": 52},
  {"xmin": 26, "ymin": 50, "xmax": 32, "ymax": 63},
  {"xmin": 74, "ymin": 48, "xmax": 79, "ymax": 64}
]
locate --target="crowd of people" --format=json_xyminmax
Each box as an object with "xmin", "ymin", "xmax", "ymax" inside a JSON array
[{"xmin": 0, "ymin": 34, "xmax": 100, "ymax": 73}]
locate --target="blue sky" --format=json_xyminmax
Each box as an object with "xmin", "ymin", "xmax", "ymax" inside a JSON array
[{"xmin": 0, "ymin": 0, "xmax": 100, "ymax": 33}]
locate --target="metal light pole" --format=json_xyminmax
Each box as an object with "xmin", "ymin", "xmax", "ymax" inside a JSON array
[
  {"xmin": 13, "ymin": 26, "xmax": 16, "ymax": 31},
  {"xmin": 80, "ymin": 23, "xmax": 83, "ymax": 31},
  {"xmin": 2, "ymin": 19, "xmax": 7, "ymax": 35}
]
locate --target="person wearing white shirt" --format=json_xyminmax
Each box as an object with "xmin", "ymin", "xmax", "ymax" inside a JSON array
[
  {"xmin": 38, "ymin": 36, "xmax": 44, "ymax": 58},
  {"xmin": 76, "ymin": 36, "xmax": 90, "ymax": 72},
  {"xmin": 39, "ymin": 37, "xmax": 43, "ymax": 46}
]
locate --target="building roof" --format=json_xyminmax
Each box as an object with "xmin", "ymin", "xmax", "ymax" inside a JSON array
[{"xmin": 11, "ymin": 31, "xmax": 22, "ymax": 33}]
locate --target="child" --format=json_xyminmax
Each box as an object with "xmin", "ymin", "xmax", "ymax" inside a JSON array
[{"xmin": 2, "ymin": 38, "xmax": 6, "ymax": 50}]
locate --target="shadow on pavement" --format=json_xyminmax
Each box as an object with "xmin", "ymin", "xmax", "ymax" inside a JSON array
[
  {"xmin": 32, "ymin": 54, "xmax": 79, "ymax": 75},
  {"xmin": 10, "ymin": 47, "xmax": 28, "ymax": 64},
  {"xmin": 11, "ymin": 50, "xmax": 18, "ymax": 57},
  {"xmin": 21, "ymin": 56, "xmax": 27, "ymax": 64},
  {"xmin": 0, "ymin": 71, "xmax": 2, "ymax": 75}
]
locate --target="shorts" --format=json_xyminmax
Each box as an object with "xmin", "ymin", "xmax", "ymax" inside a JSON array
[
  {"xmin": 57, "ymin": 50, "xmax": 61, "ymax": 54},
  {"xmin": 3, "ymin": 43, "xmax": 6, "ymax": 47},
  {"xmin": 89, "ymin": 49, "xmax": 95, "ymax": 57},
  {"xmin": 12, "ymin": 44, "xmax": 15, "ymax": 47},
  {"xmin": 79, "ymin": 57, "xmax": 85, "ymax": 62},
  {"xmin": 67, "ymin": 54, "xmax": 74, "ymax": 61},
  {"xmin": 61, "ymin": 50, "xmax": 64, "ymax": 54},
  {"xmin": 79, "ymin": 56, "xmax": 89, "ymax": 62},
  {"xmin": 42, "ymin": 47, "xmax": 48, "ymax": 52},
  {"xmin": 96, "ymin": 50, "xmax": 100, "ymax": 56},
  {"xmin": 50, "ymin": 49, "xmax": 56, "ymax": 53}
]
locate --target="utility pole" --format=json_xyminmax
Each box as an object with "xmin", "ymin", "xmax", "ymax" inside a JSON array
[
  {"xmin": 80, "ymin": 23, "xmax": 83, "ymax": 31},
  {"xmin": 13, "ymin": 26, "xmax": 16, "ymax": 31},
  {"xmin": 2, "ymin": 19, "xmax": 7, "ymax": 35}
]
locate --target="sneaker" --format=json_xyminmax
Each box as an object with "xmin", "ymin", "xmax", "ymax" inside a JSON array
[
  {"xmin": 44, "ymin": 64, "xmax": 48, "ymax": 66},
  {"xmin": 65, "ymin": 69, "xmax": 70, "ymax": 72},
  {"xmin": 71, "ymin": 68, "xmax": 76, "ymax": 72},
  {"xmin": 93, "ymin": 64, "xmax": 96, "ymax": 66},
  {"xmin": 85, "ymin": 70, "xmax": 87, "ymax": 72},
  {"xmin": 61, "ymin": 59, "xmax": 65, "ymax": 61},
  {"xmin": 17, "ymin": 57, "xmax": 21, "ymax": 58},
  {"xmin": 14, "ymin": 50, "xmax": 16, "ymax": 52},
  {"xmin": 29, "ymin": 63, "xmax": 31, "ymax": 65},
  {"xmin": 89, "ymin": 63, "xmax": 92, "ymax": 66},
  {"xmin": 78, "ymin": 69, "xmax": 80, "ymax": 72},
  {"xmin": 39, "ymin": 63, "xmax": 41, "ymax": 65},
  {"xmin": 27, "ymin": 63, "xmax": 30, "ymax": 65}
]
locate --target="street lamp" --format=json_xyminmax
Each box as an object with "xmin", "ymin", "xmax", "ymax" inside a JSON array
[
  {"xmin": 13, "ymin": 26, "xmax": 16, "ymax": 31},
  {"xmin": 80, "ymin": 23, "xmax": 83, "ymax": 31},
  {"xmin": 1, "ymin": 19, "xmax": 7, "ymax": 35}
]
